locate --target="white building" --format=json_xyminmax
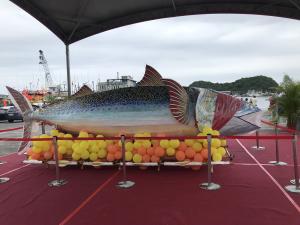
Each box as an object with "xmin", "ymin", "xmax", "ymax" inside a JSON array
[{"xmin": 97, "ymin": 76, "xmax": 137, "ymax": 92}]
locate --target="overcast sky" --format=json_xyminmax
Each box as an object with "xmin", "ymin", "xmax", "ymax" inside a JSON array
[{"xmin": 0, "ymin": 1, "xmax": 300, "ymax": 94}]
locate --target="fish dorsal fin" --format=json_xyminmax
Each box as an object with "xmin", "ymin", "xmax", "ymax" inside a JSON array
[
  {"xmin": 162, "ymin": 79, "xmax": 189, "ymax": 125},
  {"xmin": 138, "ymin": 65, "xmax": 164, "ymax": 86},
  {"xmin": 72, "ymin": 85, "xmax": 93, "ymax": 97}
]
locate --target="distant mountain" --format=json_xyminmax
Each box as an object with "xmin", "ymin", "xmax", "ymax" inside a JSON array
[{"xmin": 189, "ymin": 75, "xmax": 278, "ymax": 94}]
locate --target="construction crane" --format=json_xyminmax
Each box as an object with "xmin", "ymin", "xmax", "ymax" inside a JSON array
[{"xmin": 39, "ymin": 50, "xmax": 54, "ymax": 90}]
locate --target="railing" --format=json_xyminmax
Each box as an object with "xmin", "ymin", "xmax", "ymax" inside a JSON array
[{"xmin": 0, "ymin": 125, "xmax": 298, "ymax": 193}]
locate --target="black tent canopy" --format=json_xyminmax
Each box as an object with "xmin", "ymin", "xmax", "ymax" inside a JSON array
[{"xmin": 9, "ymin": 0, "xmax": 300, "ymax": 95}]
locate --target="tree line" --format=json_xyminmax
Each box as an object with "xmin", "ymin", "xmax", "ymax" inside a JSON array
[{"xmin": 189, "ymin": 75, "xmax": 278, "ymax": 95}]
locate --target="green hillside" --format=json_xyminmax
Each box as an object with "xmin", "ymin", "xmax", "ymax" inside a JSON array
[{"xmin": 189, "ymin": 75, "xmax": 278, "ymax": 94}]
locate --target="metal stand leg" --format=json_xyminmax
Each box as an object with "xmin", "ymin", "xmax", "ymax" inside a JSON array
[
  {"xmin": 252, "ymin": 130, "xmax": 265, "ymax": 150},
  {"xmin": 200, "ymin": 134, "xmax": 220, "ymax": 190},
  {"xmin": 48, "ymin": 136, "xmax": 67, "ymax": 187},
  {"xmin": 285, "ymin": 134, "xmax": 300, "ymax": 193},
  {"xmin": 269, "ymin": 124, "xmax": 287, "ymax": 166},
  {"xmin": 41, "ymin": 122, "xmax": 45, "ymax": 134},
  {"xmin": 116, "ymin": 135, "xmax": 135, "ymax": 189}
]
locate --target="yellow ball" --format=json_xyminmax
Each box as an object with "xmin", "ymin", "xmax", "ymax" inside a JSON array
[
  {"xmin": 169, "ymin": 139, "xmax": 180, "ymax": 148},
  {"xmin": 64, "ymin": 134, "xmax": 73, "ymax": 138},
  {"xmin": 211, "ymin": 139, "xmax": 221, "ymax": 148},
  {"xmin": 184, "ymin": 139, "xmax": 194, "ymax": 147},
  {"xmin": 211, "ymin": 147, "xmax": 218, "ymax": 156},
  {"xmin": 79, "ymin": 141, "xmax": 89, "ymax": 150},
  {"xmin": 166, "ymin": 147, "xmax": 175, "ymax": 156},
  {"xmin": 125, "ymin": 151, "xmax": 133, "ymax": 161},
  {"xmin": 58, "ymin": 146, "xmax": 67, "ymax": 154},
  {"xmin": 133, "ymin": 154, "xmax": 142, "ymax": 163},
  {"xmin": 66, "ymin": 141, "xmax": 74, "ymax": 149},
  {"xmin": 133, "ymin": 141, "xmax": 142, "ymax": 149},
  {"xmin": 57, "ymin": 140, "xmax": 67, "ymax": 147},
  {"xmin": 98, "ymin": 149, "xmax": 107, "ymax": 158},
  {"xmin": 41, "ymin": 142, "xmax": 50, "ymax": 152},
  {"xmin": 66, "ymin": 149, "xmax": 73, "ymax": 155},
  {"xmin": 192, "ymin": 142, "xmax": 202, "ymax": 152},
  {"xmin": 160, "ymin": 140, "xmax": 169, "ymax": 149},
  {"xmin": 221, "ymin": 139, "xmax": 227, "ymax": 147},
  {"xmin": 72, "ymin": 153, "xmax": 81, "ymax": 161},
  {"xmin": 72, "ymin": 143, "xmax": 80, "ymax": 150},
  {"xmin": 50, "ymin": 130, "xmax": 59, "ymax": 136},
  {"xmin": 142, "ymin": 140, "xmax": 152, "ymax": 148},
  {"xmin": 212, "ymin": 130, "xmax": 220, "ymax": 136},
  {"xmin": 217, "ymin": 147, "xmax": 226, "ymax": 157},
  {"xmin": 203, "ymin": 127, "xmax": 213, "ymax": 135},
  {"xmin": 89, "ymin": 153, "xmax": 98, "ymax": 161},
  {"xmin": 74, "ymin": 146, "xmax": 81, "ymax": 154},
  {"xmin": 143, "ymin": 132, "xmax": 151, "ymax": 137},
  {"xmin": 81, "ymin": 150, "xmax": 90, "ymax": 160},
  {"xmin": 203, "ymin": 140, "xmax": 208, "ymax": 148},
  {"xmin": 212, "ymin": 153, "xmax": 222, "ymax": 162},
  {"xmin": 32, "ymin": 146, "xmax": 42, "ymax": 153},
  {"xmin": 90, "ymin": 145, "xmax": 99, "ymax": 153},
  {"xmin": 40, "ymin": 134, "xmax": 50, "ymax": 138},
  {"xmin": 58, "ymin": 133, "xmax": 65, "ymax": 137},
  {"xmin": 105, "ymin": 140, "xmax": 113, "ymax": 145},
  {"xmin": 98, "ymin": 140, "xmax": 107, "ymax": 149},
  {"xmin": 79, "ymin": 131, "xmax": 89, "ymax": 138},
  {"xmin": 125, "ymin": 142, "xmax": 134, "ymax": 151},
  {"xmin": 196, "ymin": 133, "xmax": 206, "ymax": 143}
]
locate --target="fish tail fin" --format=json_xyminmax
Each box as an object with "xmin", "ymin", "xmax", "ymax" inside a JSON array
[{"xmin": 6, "ymin": 86, "xmax": 36, "ymax": 154}]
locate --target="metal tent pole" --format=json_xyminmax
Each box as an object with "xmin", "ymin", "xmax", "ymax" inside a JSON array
[{"xmin": 66, "ymin": 44, "xmax": 71, "ymax": 97}]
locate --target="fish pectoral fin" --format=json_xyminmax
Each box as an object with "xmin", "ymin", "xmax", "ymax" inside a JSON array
[
  {"xmin": 163, "ymin": 78, "xmax": 189, "ymax": 125},
  {"xmin": 138, "ymin": 65, "xmax": 164, "ymax": 86},
  {"xmin": 72, "ymin": 84, "xmax": 93, "ymax": 97}
]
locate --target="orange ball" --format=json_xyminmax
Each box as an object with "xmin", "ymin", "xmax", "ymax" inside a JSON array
[
  {"xmin": 178, "ymin": 142, "xmax": 187, "ymax": 152},
  {"xmin": 114, "ymin": 151, "xmax": 122, "ymax": 160},
  {"xmin": 194, "ymin": 153, "xmax": 203, "ymax": 162},
  {"xmin": 185, "ymin": 147, "xmax": 195, "ymax": 159},
  {"xmin": 154, "ymin": 147, "xmax": 165, "ymax": 157},
  {"xmin": 43, "ymin": 151, "xmax": 53, "ymax": 160},
  {"xmin": 146, "ymin": 147, "xmax": 155, "ymax": 156},
  {"xmin": 151, "ymin": 155, "xmax": 160, "ymax": 162},
  {"xmin": 27, "ymin": 148, "xmax": 33, "ymax": 156},
  {"xmin": 151, "ymin": 140, "xmax": 160, "ymax": 147},
  {"xmin": 106, "ymin": 153, "xmax": 115, "ymax": 162},
  {"xmin": 53, "ymin": 153, "xmax": 63, "ymax": 160},
  {"xmin": 142, "ymin": 154, "xmax": 151, "ymax": 163},
  {"xmin": 137, "ymin": 147, "xmax": 147, "ymax": 155},
  {"xmin": 107, "ymin": 144, "xmax": 117, "ymax": 154},
  {"xmin": 175, "ymin": 151, "xmax": 186, "ymax": 161},
  {"xmin": 201, "ymin": 148, "xmax": 208, "ymax": 160}
]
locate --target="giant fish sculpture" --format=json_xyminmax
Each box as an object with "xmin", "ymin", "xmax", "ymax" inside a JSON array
[{"xmin": 7, "ymin": 65, "xmax": 261, "ymax": 152}]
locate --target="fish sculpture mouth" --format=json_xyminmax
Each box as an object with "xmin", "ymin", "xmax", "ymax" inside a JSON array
[{"xmin": 6, "ymin": 64, "xmax": 261, "ymax": 152}]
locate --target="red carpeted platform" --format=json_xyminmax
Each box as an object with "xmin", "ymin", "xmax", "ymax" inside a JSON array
[{"xmin": 0, "ymin": 136, "xmax": 300, "ymax": 225}]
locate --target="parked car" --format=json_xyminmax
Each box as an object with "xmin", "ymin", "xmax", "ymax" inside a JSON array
[
  {"xmin": 0, "ymin": 108, "xmax": 8, "ymax": 121},
  {"xmin": 7, "ymin": 106, "xmax": 23, "ymax": 123}
]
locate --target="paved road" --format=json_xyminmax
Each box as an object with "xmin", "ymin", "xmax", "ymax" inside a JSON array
[
  {"xmin": 0, "ymin": 121, "xmax": 24, "ymax": 156},
  {"xmin": 0, "ymin": 121, "xmax": 54, "ymax": 156}
]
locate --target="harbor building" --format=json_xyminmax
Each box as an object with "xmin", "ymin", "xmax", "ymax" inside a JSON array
[{"xmin": 96, "ymin": 75, "xmax": 137, "ymax": 92}]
